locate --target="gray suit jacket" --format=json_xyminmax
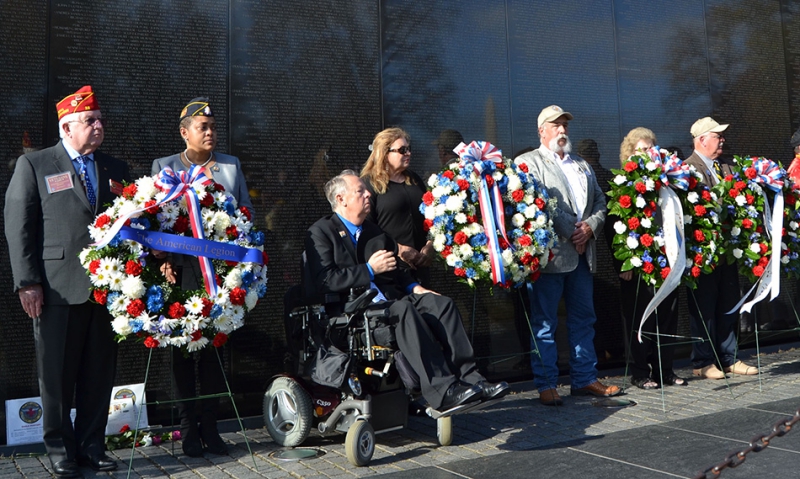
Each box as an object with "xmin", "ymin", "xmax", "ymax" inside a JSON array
[
  {"xmin": 151, "ymin": 152, "xmax": 254, "ymax": 211},
  {"xmin": 4, "ymin": 141, "xmax": 131, "ymax": 304},
  {"xmin": 514, "ymin": 147, "xmax": 606, "ymax": 273}
]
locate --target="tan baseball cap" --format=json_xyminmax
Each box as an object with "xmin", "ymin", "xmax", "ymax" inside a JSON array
[
  {"xmin": 538, "ymin": 105, "xmax": 573, "ymax": 127},
  {"xmin": 690, "ymin": 117, "xmax": 728, "ymax": 138}
]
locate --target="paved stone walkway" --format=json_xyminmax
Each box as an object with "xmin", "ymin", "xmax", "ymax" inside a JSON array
[{"xmin": 3, "ymin": 344, "xmax": 800, "ymax": 478}]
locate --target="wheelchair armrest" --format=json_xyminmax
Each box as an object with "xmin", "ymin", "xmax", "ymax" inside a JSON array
[
  {"xmin": 343, "ymin": 288, "xmax": 378, "ymax": 314},
  {"xmin": 364, "ymin": 308, "xmax": 390, "ymax": 320}
]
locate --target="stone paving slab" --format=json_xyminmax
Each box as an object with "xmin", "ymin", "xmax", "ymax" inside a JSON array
[{"xmin": 3, "ymin": 346, "xmax": 800, "ymax": 478}]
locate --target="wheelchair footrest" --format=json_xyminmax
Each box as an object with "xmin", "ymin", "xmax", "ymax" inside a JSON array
[{"xmin": 425, "ymin": 396, "xmax": 505, "ymax": 419}]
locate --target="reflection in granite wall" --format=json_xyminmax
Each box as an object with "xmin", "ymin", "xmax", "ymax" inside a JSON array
[{"xmin": 2, "ymin": 0, "xmax": 800, "ymax": 444}]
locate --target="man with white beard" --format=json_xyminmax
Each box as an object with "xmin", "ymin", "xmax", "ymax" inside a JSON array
[{"xmin": 514, "ymin": 105, "xmax": 618, "ymax": 406}]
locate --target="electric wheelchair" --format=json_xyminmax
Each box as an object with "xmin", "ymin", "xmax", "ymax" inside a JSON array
[{"xmin": 263, "ymin": 269, "xmax": 502, "ymax": 466}]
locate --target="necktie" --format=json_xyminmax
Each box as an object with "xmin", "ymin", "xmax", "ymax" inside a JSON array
[
  {"xmin": 75, "ymin": 155, "xmax": 96, "ymax": 208},
  {"xmin": 354, "ymin": 227, "xmax": 361, "ymax": 243},
  {"xmin": 712, "ymin": 161, "xmax": 723, "ymax": 181}
]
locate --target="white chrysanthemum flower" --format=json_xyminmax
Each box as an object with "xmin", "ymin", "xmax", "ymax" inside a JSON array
[
  {"xmin": 245, "ymin": 290, "xmax": 259, "ymax": 310},
  {"xmin": 213, "ymin": 211, "xmax": 232, "ymax": 235},
  {"xmin": 446, "ymin": 254, "xmax": 459, "ymax": 267},
  {"xmin": 79, "ymin": 249, "xmax": 91, "ymax": 265},
  {"xmin": 524, "ymin": 207, "xmax": 537, "ymax": 219},
  {"xmin": 731, "ymin": 226, "xmax": 741, "ymax": 236},
  {"xmin": 645, "ymin": 179, "xmax": 655, "ymax": 191},
  {"xmin": 635, "ymin": 196, "xmax": 646, "ymax": 208},
  {"xmin": 507, "ymin": 175, "xmax": 522, "ymax": 191},
  {"xmin": 428, "ymin": 174, "xmax": 439, "ymax": 187},
  {"xmin": 424, "ymin": 206, "xmax": 437, "ymax": 220},
  {"xmin": 480, "ymin": 261, "xmax": 491, "ymax": 272},
  {"xmin": 791, "ymin": 221, "xmax": 799, "ymax": 230},
  {"xmin": 749, "ymin": 243, "xmax": 761, "ymax": 253},
  {"xmin": 630, "ymin": 257, "xmax": 642, "ymax": 267},
  {"xmin": 444, "ymin": 196, "xmax": 463, "ymax": 212},
  {"xmin": 224, "ymin": 269, "xmax": 243, "ymax": 289},
  {"xmin": 501, "ymin": 249, "xmax": 514, "ymax": 266},
  {"xmin": 733, "ymin": 248, "xmax": 743, "ymax": 259},
  {"xmin": 684, "ymin": 215, "xmax": 693, "ymax": 225},
  {"xmin": 435, "ymin": 204, "xmax": 447, "ymax": 217},
  {"xmin": 186, "ymin": 336, "xmax": 209, "ymax": 352},
  {"xmin": 710, "ymin": 192, "xmax": 718, "ymax": 202},
  {"xmin": 645, "ymin": 162, "xmax": 657, "ymax": 171},
  {"xmin": 184, "ymin": 296, "xmax": 204, "ymax": 315},
  {"xmin": 112, "ymin": 316, "xmax": 133, "ymax": 336},
  {"xmin": 121, "ymin": 276, "xmax": 145, "ymax": 299},
  {"xmin": 626, "ymin": 236, "xmax": 639, "ymax": 249},
  {"xmin": 433, "ymin": 235, "xmax": 446, "ymax": 252},
  {"xmin": 687, "ymin": 192, "xmax": 699, "ymax": 204},
  {"xmin": 709, "ymin": 241, "xmax": 716, "ymax": 253},
  {"xmin": 781, "ymin": 255, "xmax": 790, "ymax": 264},
  {"xmin": 735, "ymin": 195, "xmax": 747, "ymax": 206},
  {"xmin": 431, "ymin": 186, "xmax": 449, "ymax": 198},
  {"xmin": 459, "ymin": 244, "xmax": 473, "ymax": 260},
  {"xmin": 468, "ymin": 223, "xmax": 483, "ymax": 235},
  {"xmin": 640, "ymin": 218, "xmax": 652, "ymax": 228},
  {"xmin": 613, "ymin": 175, "xmax": 626, "ymax": 185},
  {"xmin": 614, "ymin": 221, "xmax": 626, "ymax": 234},
  {"xmin": 512, "ymin": 214, "xmax": 525, "ymax": 227},
  {"xmin": 536, "ymin": 215, "xmax": 546, "ymax": 226},
  {"xmin": 654, "ymin": 235, "xmax": 665, "ymax": 247},
  {"xmin": 454, "ymin": 213, "xmax": 467, "ymax": 224}
]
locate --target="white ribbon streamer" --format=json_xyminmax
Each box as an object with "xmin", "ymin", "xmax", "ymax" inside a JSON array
[{"xmin": 638, "ymin": 187, "xmax": 686, "ymax": 342}]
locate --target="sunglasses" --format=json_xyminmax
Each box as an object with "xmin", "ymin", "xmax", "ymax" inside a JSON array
[{"xmin": 388, "ymin": 146, "xmax": 411, "ymax": 155}]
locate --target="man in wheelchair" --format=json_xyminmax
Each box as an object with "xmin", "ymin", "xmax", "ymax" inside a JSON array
[{"xmin": 304, "ymin": 170, "xmax": 509, "ymax": 412}]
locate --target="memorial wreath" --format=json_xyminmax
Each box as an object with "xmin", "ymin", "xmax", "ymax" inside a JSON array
[
  {"xmin": 80, "ymin": 166, "xmax": 268, "ymax": 351},
  {"xmin": 421, "ymin": 141, "xmax": 557, "ymax": 289}
]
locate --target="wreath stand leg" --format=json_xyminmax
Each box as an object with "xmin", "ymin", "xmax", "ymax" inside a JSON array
[
  {"xmin": 214, "ymin": 346, "xmax": 257, "ymax": 470},
  {"xmin": 653, "ymin": 311, "xmax": 667, "ymax": 413},
  {"xmin": 620, "ymin": 276, "xmax": 643, "ymax": 392},
  {"xmin": 689, "ymin": 289, "xmax": 735, "ymax": 399},
  {"xmin": 518, "ymin": 287, "xmax": 559, "ymax": 409},
  {"xmin": 125, "ymin": 348, "xmax": 153, "ymax": 479}
]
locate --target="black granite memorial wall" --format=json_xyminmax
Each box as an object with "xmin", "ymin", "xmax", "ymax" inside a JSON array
[{"xmin": 1, "ymin": 0, "xmax": 799, "ymax": 445}]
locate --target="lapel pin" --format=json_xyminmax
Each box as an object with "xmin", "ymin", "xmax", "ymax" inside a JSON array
[{"xmin": 339, "ymin": 231, "xmax": 347, "ymax": 237}]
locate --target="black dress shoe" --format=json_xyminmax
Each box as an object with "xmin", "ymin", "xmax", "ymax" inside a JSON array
[
  {"xmin": 475, "ymin": 380, "xmax": 510, "ymax": 400},
  {"xmin": 182, "ymin": 426, "xmax": 204, "ymax": 457},
  {"xmin": 51, "ymin": 459, "xmax": 83, "ymax": 478},
  {"xmin": 439, "ymin": 382, "xmax": 481, "ymax": 410},
  {"xmin": 200, "ymin": 423, "xmax": 228, "ymax": 455},
  {"xmin": 76, "ymin": 453, "xmax": 117, "ymax": 471}
]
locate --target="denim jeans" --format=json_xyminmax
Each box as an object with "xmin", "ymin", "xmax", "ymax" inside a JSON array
[{"xmin": 527, "ymin": 255, "xmax": 598, "ymax": 391}]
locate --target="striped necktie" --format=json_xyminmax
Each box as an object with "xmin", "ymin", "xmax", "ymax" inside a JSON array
[
  {"xmin": 75, "ymin": 155, "xmax": 96, "ymax": 208},
  {"xmin": 712, "ymin": 160, "xmax": 723, "ymax": 181}
]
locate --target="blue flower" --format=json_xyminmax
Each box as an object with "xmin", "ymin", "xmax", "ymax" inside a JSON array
[
  {"xmin": 470, "ymin": 233, "xmax": 488, "ymax": 247},
  {"xmin": 130, "ymin": 317, "xmax": 144, "ymax": 334},
  {"xmin": 658, "ymin": 256, "xmax": 667, "ymax": 268},
  {"xmin": 517, "ymin": 203, "xmax": 527, "ymax": 213},
  {"xmin": 642, "ymin": 251, "xmax": 652, "ymax": 263},
  {"xmin": 466, "ymin": 268, "xmax": 477, "ymax": 279},
  {"xmin": 241, "ymin": 271, "xmax": 257, "ymax": 287},
  {"xmin": 210, "ymin": 305, "xmax": 223, "ymax": 319},
  {"xmin": 534, "ymin": 228, "xmax": 550, "ymax": 246},
  {"xmin": 249, "ymin": 231, "xmax": 266, "ymax": 246},
  {"xmin": 256, "ymin": 282, "xmax": 267, "ymax": 298},
  {"xmin": 224, "ymin": 200, "xmax": 236, "ymax": 216}
]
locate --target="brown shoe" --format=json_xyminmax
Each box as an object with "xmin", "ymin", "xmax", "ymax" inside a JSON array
[
  {"xmin": 692, "ymin": 364, "xmax": 726, "ymax": 379},
  {"xmin": 570, "ymin": 381, "xmax": 621, "ymax": 397},
  {"xmin": 539, "ymin": 388, "xmax": 563, "ymax": 406},
  {"xmin": 723, "ymin": 361, "xmax": 758, "ymax": 375}
]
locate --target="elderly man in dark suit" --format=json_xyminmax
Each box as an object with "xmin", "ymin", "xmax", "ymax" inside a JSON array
[
  {"xmin": 684, "ymin": 117, "xmax": 757, "ymax": 379},
  {"xmin": 514, "ymin": 105, "xmax": 619, "ymax": 406},
  {"xmin": 4, "ymin": 86, "xmax": 130, "ymax": 478},
  {"xmin": 304, "ymin": 170, "xmax": 508, "ymax": 412}
]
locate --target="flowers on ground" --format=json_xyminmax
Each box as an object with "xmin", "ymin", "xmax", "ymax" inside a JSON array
[{"xmin": 105, "ymin": 424, "xmax": 180, "ymax": 450}]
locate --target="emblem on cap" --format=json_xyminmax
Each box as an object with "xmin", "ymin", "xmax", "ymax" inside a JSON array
[{"xmin": 551, "ymin": 106, "xmax": 563, "ymax": 112}]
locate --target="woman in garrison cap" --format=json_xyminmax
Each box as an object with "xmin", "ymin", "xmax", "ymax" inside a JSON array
[
  {"xmin": 151, "ymin": 98, "xmax": 254, "ymax": 457},
  {"xmin": 361, "ymin": 128, "xmax": 435, "ymax": 286}
]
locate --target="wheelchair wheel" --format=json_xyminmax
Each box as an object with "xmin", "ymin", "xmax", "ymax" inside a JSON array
[
  {"xmin": 437, "ymin": 416, "xmax": 452, "ymax": 446},
  {"xmin": 263, "ymin": 377, "xmax": 313, "ymax": 447},
  {"xmin": 345, "ymin": 419, "xmax": 375, "ymax": 466}
]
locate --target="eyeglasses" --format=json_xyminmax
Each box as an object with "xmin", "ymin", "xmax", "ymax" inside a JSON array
[
  {"xmin": 708, "ymin": 134, "xmax": 724, "ymax": 142},
  {"xmin": 388, "ymin": 146, "xmax": 411, "ymax": 155},
  {"xmin": 69, "ymin": 117, "xmax": 105, "ymax": 128}
]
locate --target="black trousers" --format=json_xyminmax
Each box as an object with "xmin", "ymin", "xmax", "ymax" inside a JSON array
[
  {"xmin": 389, "ymin": 293, "xmax": 483, "ymax": 409},
  {"xmin": 171, "ymin": 346, "xmax": 226, "ymax": 428},
  {"xmin": 687, "ymin": 262, "xmax": 740, "ymax": 369},
  {"xmin": 620, "ymin": 277, "xmax": 678, "ymax": 380},
  {"xmin": 34, "ymin": 302, "xmax": 116, "ymax": 464}
]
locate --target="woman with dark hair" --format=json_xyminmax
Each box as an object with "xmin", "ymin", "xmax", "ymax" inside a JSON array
[
  {"xmin": 151, "ymin": 97, "xmax": 254, "ymax": 457},
  {"xmin": 605, "ymin": 127, "xmax": 686, "ymax": 390},
  {"xmin": 360, "ymin": 128, "xmax": 434, "ymax": 286}
]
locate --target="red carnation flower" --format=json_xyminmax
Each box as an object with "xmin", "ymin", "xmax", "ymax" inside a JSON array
[
  {"xmin": 230, "ymin": 287, "xmax": 247, "ymax": 306},
  {"xmin": 144, "ymin": 200, "xmax": 159, "ymax": 215},
  {"xmin": 225, "ymin": 260, "xmax": 238, "ymax": 267},
  {"xmin": 531, "ymin": 256, "xmax": 540, "ymax": 268},
  {"xmin": 660, "ymin": 267, "xmax": 671, "ymax": 279},
  {"xmin": 168, "ymin": 302, "xmax": 186, "ymax": 319},
  {"xmin": 655, "ymin": 180, "xmax": 662, "ymax": 190},
  {"xmin": 213, "ymin": 182, "xmax": 226, "ymax": 192},
  {"xmin": 619, "ymin": 195, "xmax": 632, "ymax": 208},
  {"xmin": 691, "ymin": 266, "xmax": 701, "ymax": 277},
  {"xmin": 742, "ymin": 218, "xmax": 753, "ymax": 229},
  {"xmin": 125, "ymin": 260, "xmax": 142, "ymax": 276},
  {"xmin": 174, "ymin": 216, "xmax": 189, "ymax": 234},
  {"xmin": 702, "ymin": 190, "xmax": 712, "ymax": 201},
  {"xmin": 200, "ymin": 194, "xmax": 214, "ymax": 207},
  {"xmin": 498, "ymin": 236, "xmax": 509, "ymax": 249},
  {"xmin": 634, "ymin": 182, "xmax": 646, "ymax": 194},
  {"xmin": 642, "ymin": 262, "xmax": 654, "ymax": 274},
  {"xmin": 724, "ymin": 174, "xmax": 734, "ymax": 181},
  {"xmin": 758, "ymin": 256, "xmax": 769, "ymax": 267},
  {"xmin": 457, "ymin": 179, "xmax": 470, "ymax": 191},
  {"xmin": 423, "ymin": 219, "xmax": 433, "ymax": 231},
  {"xmin": 640, "ymin": 233, "xmax": 653, "ymax": 247},
  {"xmin": 512, "ymin": 189, "xmax": 525, "ymax": 203},
  {"xmin": 756, "ymin": 225, "xmax": 764, "ymax": 234},
  {"xmin": 122, "ymin": 184, "xmax": 137, "ymax": 199},
  {"xmin": 454, "ymin": 231, "xmax": 468, "ymax": 245},
  {"xmin": 628, "ymin": 217, "xmax": 640, "ymax": 230},
  {"xmin": 467, "ymin": 215, "xmax": 477, "ymax": 223},
  {"xmin": 454, "ymin": 267, "xmax": 466, "ymax": 277},
  {"xmin": 262, "ymin": 252, "xmax": 269, "ymax": 265},
  {"xmin": 226, "ymin": 225, "xmax": 239, "ymax": 237},
  {"xmin": 734, "ymin": 181, "xmax": 746, "ymax": 190},
  {"xmin": 530, "ymin": 270, "xmax": 541, "ymax": 282},
  {"xmin": 239, "ymin": 206, "xmax": 252, "ymax": 220},
  {"xmin": 643, "ymin": 206, "xmax": 653, "ymax": 218},
  {"xmin": 694, "ymin": 230, "xmax": 705, "ymax": 241},
  {"xmin": 518, "ymin": 163, "xmax": 529, "ymax": 173},
  {"xmin": 442, "ymin": 170, "xmax": 455, "ymax": 179},
  {"xmin": 518, "ymin": 235, "xmax": 532, "ymax": 246},
  {"xmin": 191, "ymin": 330, "xmax": 203, "ymax": 341},
  {"xmin": 144, "ymin": 337, "xmax": 159, "ymax": 349},
  {"xmin": 89, "ymin": 259, "xmax": 101, "ymax": 274},
  {"xmin": 201, "ymin": 298, "xmax": 214, "ymax": 317},
  {"xmin": 127, "ymin": 299, "xmax": 145, "ymax": 317},
  {"xmin": 745, "ymin": 194, "xmax": 754, "ymax": 205},
  {"xmin": 534, "ymin": 198, "xmax": 545, "ymax": 210},
  {"xmin": 753, "ymin": 265, "xmax": 765, "ymax": 277},
  {"xmin": 694, "ymin": 205, "xmax": 707, "ymax": 216},
  {"xmin": 694, "ymin": 253, "xmax": 703, "ymax": 265},
  {"xmin": 759, "ymin": 243, "xmax": 768, "ymax": 255},
  {"xmin": 422, "ymin": 191, "xmax": 434, "ymax": 206},
  {"xmin": 521, "ymin": 252, "xmax": 533, "ymax": 265},
  {"xmin": 213, "ymin": 332, "xmax": 228, "ymax": 348},
  {"xmin": 728, "ymin": 188, "xmax": 739, "ymax": 199},
  {"xmin": 688, "ymin": 177, "xmax": 697, "ymax": 189},
  {"xmin": 787, "ymin": 194, "xmax": 797, "ymax": 206},
  {"xmin": 95, "ymin": 214, "xmax": 111, "ymax": 228},
  {"xmin": 745, "ymin": 168, "xmax": 757, "ymax": 180},
  {"xmin": 624, "ymin": 161, "xmax": 638, "ymax": 173},
  {"xmin": 93, "ymin": 289, "xmax": 108, "ymax": 305},
  {"xmin": 442, "ymin": 245, "xmax": 452, "ymax": 257}
]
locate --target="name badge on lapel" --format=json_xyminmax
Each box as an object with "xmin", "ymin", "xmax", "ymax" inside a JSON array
[
  {"xmin": 44, "ymin": 172, "xmax": 74, "ymax": 194},
  {"xmin": 109, "ymin": 179, "xmax": 124, "ymax": 196}
]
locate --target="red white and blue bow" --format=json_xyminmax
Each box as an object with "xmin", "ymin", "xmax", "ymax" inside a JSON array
[
  {"xmin": 648, "ymin": 148, "xmax": 690, "ymax": 191},
  {"xmin": 453, "ymin": 140, "xmax": 509, "ymax": 285}
]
